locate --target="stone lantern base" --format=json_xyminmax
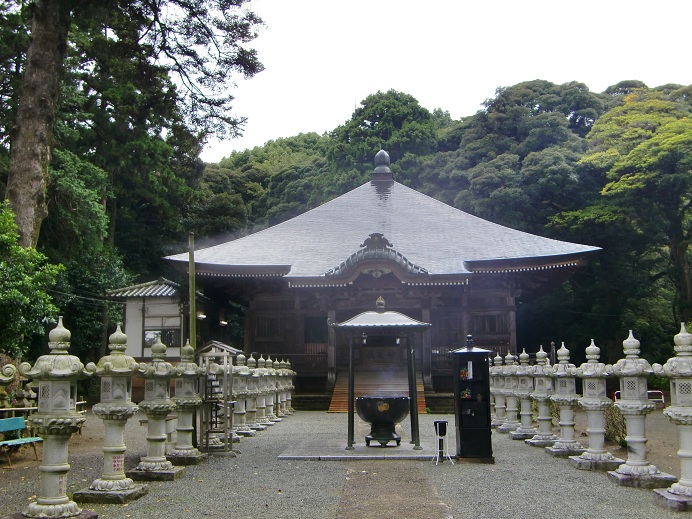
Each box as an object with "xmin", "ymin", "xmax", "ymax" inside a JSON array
[
  {"xmin": 126, "ymin": 465, "xmax": 187, "ymax": 481},
  {"xmin": 166, "ymin": 450, "xmax": 209, "ymax": 465},
  {"xmin": 525, "ymin": 434, "xmax": 557, "ymax": 447},
  {"xmin": 73, "ymin": 485, "xmax": 149, "ymax": 504},
  {"xmin": 654, "ymin": 489, "xmax": 692, "ymax": 511},
  {"xmin": 569, "ymin": 453, "xmax": 624, "ymax": 471},
  {"xmin": 509, "ymin": 426, "xmax": 538, "ymax": 440},
  {"xmin": 1, "ymin": 512, "xmax": 99, "ymax": 519},
  {"xmin": 545, "ymin": 441, "xmax": 584, "ymax": 458},
  {"xmin": 607, "ymin": 469, "xmax": 677, "ymax": 488}
]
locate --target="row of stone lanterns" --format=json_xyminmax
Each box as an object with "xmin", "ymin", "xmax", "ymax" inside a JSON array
[
  {"xmin": 491, "ymin": 327, "xmax": 692, "ymax": 510},
  {"xmin": 2, "ymin": 317, "xmax": 297, "ymax": 518}
]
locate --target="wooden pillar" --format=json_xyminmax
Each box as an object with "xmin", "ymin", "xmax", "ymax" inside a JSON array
[
  {"xmin": 347, "ymin": 334, "xmax": 355, "ymax": 450},
  {"xmin": 421, "ymin": 306, "xmax": 433, "ymax": 390},
  {"xmin": 407, "ymin": 332, "xmax": 422, "ymax": 450},
  {"xmin": 327, "ymin": 308, "xmax": 337, "ymax": 390}
]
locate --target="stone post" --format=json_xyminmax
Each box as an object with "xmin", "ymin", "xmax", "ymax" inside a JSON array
[
  {"xmin": 526, "ymin": 345, "xmax": 557, "ymax": 447},
  {"xmin": 232, "ymin": 353, "xmax": 254, "ymax": 437},
  {"xmin": 608, "ymin": 330, "xmax": 676, "ymax": 488},
  {"xmin": 652, "ymin": 323, "xmax": 692, "ymax": 509},
  {"xmin": 546, "ymin": 342, "xmax": 584, "ymax": 457},
  {"xmin": 127, "ymin": 336, "xmax": 185, "ymax": 481},
  {"xmin": 570, "ymin": 339, "xmax": 623, "ymax": 470},
  {"xmin": 286, "ymin": 359, "xmax": 296, "ymax": 414},
  {"xmin": 167, "ymin": 339, "xmax": 207, "ymax": 465},
  {"xmin": 498, "ymin": 352, "xmax": 519, "ymax": 433},
  {"xmin": 245, "ymin": 354, "xmax": 266, "ymax": 431},
  {"xmin": 264, "ymin": 356, "xmax": 280, "ymax": 423},
  {"xmin": 73, "ymin": 324, "xmax": 148, "ymax": 504},
  {"xmin": 0, "ymin": 363, "xmax": 17, "ymax": 411},
  {"xmin": 258, "ymin": 355, "xmax": 275, "ymax": 426},
  {"xmin": 275, "ymin": 359, "xmax": 287, "ymax": 418},
  {"xmin": 18, "ymin": 316, "xmax": 97, "ymax": 519},
  {"xmin": 510, "ymin": 349, "xmax": 538, "ymax": 440},
  {"xmin": 490, "ymin": 352, "xmax": 506, "ymax": 428}
]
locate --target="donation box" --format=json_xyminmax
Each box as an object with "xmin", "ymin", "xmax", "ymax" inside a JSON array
[{"xmin": 451, "ymin": 342, "xmax": 494, "ymax": 462}]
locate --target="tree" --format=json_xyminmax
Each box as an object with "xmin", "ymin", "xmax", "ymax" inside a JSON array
[
  {"xmin": 597, "ymin": 110, "xmax": 692, "ymax": 321},
  {"xmin": 0, "ymin": 201, "xmax": 61, "ymax": 358},
  {"xmin": 328, "ymin": 90, "xmax": 438, "ymax": 174},
  {"xmin": 547, "ymin": 86, "xmax": 692, "ymax": 361},
  {"xmin": 5, "ymin": 0, "xmax": 264, "ymax": 248}
]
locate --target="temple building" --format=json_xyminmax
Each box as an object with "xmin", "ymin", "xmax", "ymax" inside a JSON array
[{"xmin": 165, "ymin": 150, "xmax": 599, "ymax": 395}]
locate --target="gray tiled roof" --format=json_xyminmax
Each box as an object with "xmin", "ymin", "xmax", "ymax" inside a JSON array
[
  {"xmin": 167, "ymin": 180, "xmax": 599, "ymax": 279},
  {"xmin": 331, "ymin": 309, "xmax": 431, "ymax": 329},
  {"xmin": 107, "ymin": 277, "xmax": 180, "ymax": 297}
]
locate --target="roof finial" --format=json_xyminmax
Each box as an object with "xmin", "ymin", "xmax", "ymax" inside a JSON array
[{"xmin": 372, "ymin": 150, "xmax": 393, "ymax": 181}]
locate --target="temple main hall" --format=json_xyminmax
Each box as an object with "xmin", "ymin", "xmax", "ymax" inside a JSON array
[{"xmin": 167, "ymin": 150, "xmax": 599, "ymax": 398}]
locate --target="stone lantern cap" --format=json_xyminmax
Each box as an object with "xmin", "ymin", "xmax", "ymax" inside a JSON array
[
  {"xmin": 20, "ymin": 317, "xmax": 95, "ymax": 381},
  {"xmin": 655, "ymin": 323, "xmax": 692, "ymax": 378},
  {"xmin": 610, "ymin": 330, "xmax": 653, "ymax": 377},
  {"xmin": 548, "ymin": 342, "xmax": 576, "ymax": 377},
  {"xmin": 576, "ymin": 339, "xmax": 610, "ymax": 378},
  {"xmin": 91, "ymin": 323, "xmax": 139, "ymax": 376},
  {"xmin": 138, "ymin": 335, "xmax": 175, "ymax": 378},
  {"xmin": 176, "ymin": 339, "xmax": 204, "ymax": 378}
]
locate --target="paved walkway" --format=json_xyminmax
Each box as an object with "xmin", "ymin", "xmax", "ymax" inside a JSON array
[{"xmin": 0, "ymin": 410, "xmax": 687, "ymax": 518}]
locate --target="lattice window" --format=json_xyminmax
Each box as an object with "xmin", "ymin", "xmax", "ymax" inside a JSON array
[
  {"xmin": 679, "ymin": 381, "xmax": 692, "ymax": 396},
  {"xmin": 102, "ymin": 380, "xmax": 112, "ymax": 400}
]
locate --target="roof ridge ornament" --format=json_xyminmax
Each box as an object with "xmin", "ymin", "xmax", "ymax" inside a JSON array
[
  {"xmin": 324, "ymin": 233, "xmax": 429, "ymax": 278},
  {"xmin": 372, "ymin": 149, "xmax": 394, "ymax": 181}
]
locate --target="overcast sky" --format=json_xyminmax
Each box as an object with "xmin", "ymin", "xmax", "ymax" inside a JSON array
[{"xmin": 200, "ymin": 0, "xmax": 692, "ymax": 162}]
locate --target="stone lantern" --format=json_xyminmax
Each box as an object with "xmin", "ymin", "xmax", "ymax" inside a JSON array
[
  {"xmin": 232, "ymin": 353, "xmax": 254, "ymax": 437},
  {"xmin": 255, "ymin": 355, "xmax": 273, "ymax": 426},
  {"xmin": 73, "ymin": 324, "xmax": 147, "ymax": 504},
  {"xmin": 264, "ymin": 355, "xmax": 281, "ymax": 423},
  {"xmin": 167, "ymin": 339, "xmax": 207, "ymax": 465},
  {"xmin": 526, "ymin": 345, "xmax": 557, "ymax": 447},
  {"xmin": 546, "ymin": 342, "xmax": 584, "ymax": 457},
  {"xmin": 570, "ymin": 339, "xmax": 623, "ymax": 471},
  {"xmin": 127, "ymin": 335, "xmax": 185, "ymax": 481},
  {"xmin": 653, "ymin": 323, "xmax": 692, "ymax": 510},
  {"xmin": 0, "ymin": 363, "xmax": 17, "ymax": 410},
  {"xmin": 285, "ymin": 358, "xmax": 296, "ymax": 414},
  {"xmin": 608, "ymin": 330, "xmax": 676, "ymax": 487},
  {"xmin": 490, "ymin": 352, "xmax": 506, "ymax": 428},
  {"xmin": 18, "ymin": 316, "xmax": 97, "ymax": 519},
  {"xmin": 498, "ymin": 352, "xmax": 519, "ymax": 433},
  {"xmin": 275, "ymin": 358, "xmax": 287, "ymax": 418},
  {"xmin": 510, "ymin": 349, "xmax": 538, "ymax": 440},
  {"xmin": 245, "ymin": 354, "xmax": 266, "ymax": 431}
]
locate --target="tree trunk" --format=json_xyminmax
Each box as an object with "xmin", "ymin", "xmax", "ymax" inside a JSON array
[
  {"xmin": 669, "ymin": 219, "xmax": 692, "ymax": 324},
  {"xmin": 5, "ymin": 0, "xmax": 71, "ymax": 248}
]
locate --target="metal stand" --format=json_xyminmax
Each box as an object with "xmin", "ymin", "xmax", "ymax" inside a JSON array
[{"xmin": 432, "ymin": 420, "xmax": 454, "ymax": 465}]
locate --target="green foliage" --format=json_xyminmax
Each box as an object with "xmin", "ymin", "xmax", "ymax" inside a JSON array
[
  {"xmin": 604, "ymin": 404, "xmax": 627, "ymax": 448},
  {"xmin": 0, "ymin": 202, "xmax": 62, "ymax": 358},
  {"xmin": 328, "ymin": 90, "xmax": 438, "ymax": 173}
]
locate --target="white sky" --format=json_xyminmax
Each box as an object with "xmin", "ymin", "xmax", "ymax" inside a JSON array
[{"xmin": 201, "ymin": 0, "xmax": 692, "ymax": 163}]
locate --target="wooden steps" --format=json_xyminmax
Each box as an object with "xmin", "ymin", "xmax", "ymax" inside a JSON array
[{"xmin": 328, "ymin": 370, "xmax": 427, "ymax": 413}]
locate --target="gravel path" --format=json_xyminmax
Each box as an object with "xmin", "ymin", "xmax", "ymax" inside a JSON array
[{"xmin": 0, "ymin": 408, "xmax": 685, "ymax": 518}]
